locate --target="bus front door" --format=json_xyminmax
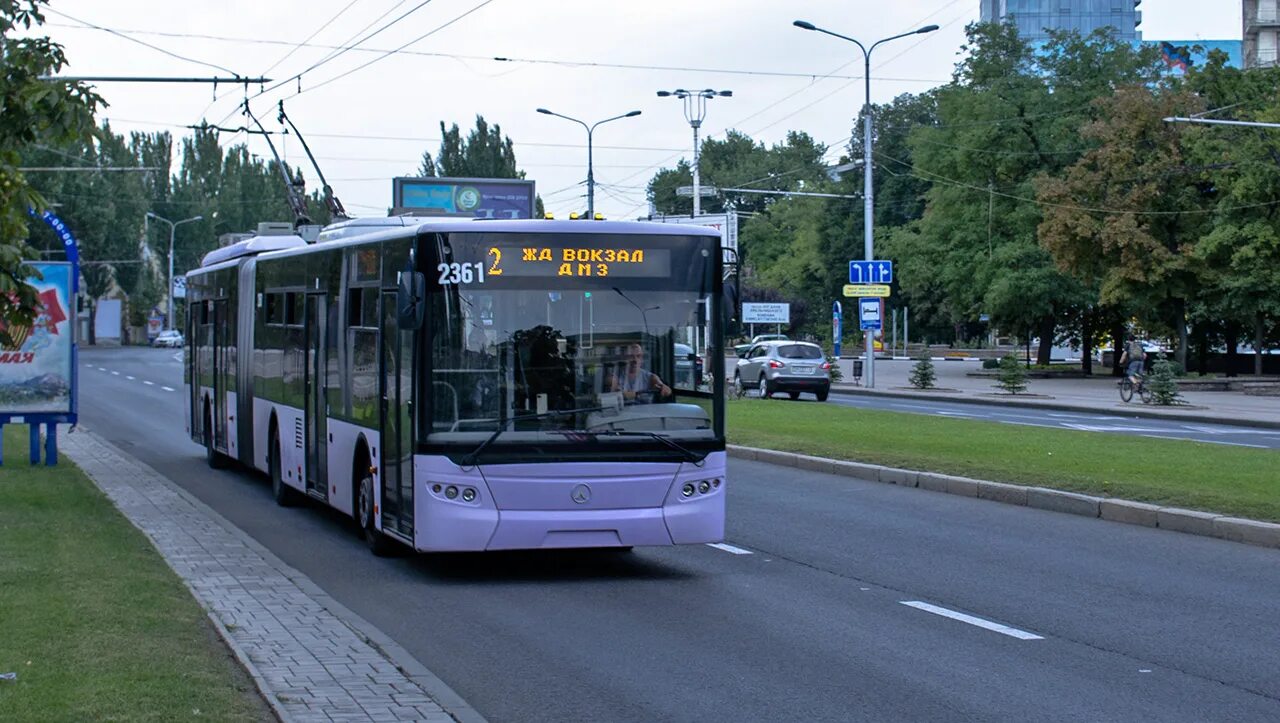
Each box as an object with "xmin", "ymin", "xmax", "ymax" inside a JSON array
[
  {"xmin": 304, "ymin": 294, "xmax": 328, "ymax": 500},
  {"xmin": 378, "ymin": 292, "xmax": 414, "ymax": 540},
  {"xmin": 212, "ymin": 299, "xmax": 229, "ymax": 452}
]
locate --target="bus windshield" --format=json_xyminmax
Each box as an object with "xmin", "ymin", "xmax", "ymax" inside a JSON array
[{"xmin": 426, "ymin": 231, "xmax": 720, "ymax": 453}]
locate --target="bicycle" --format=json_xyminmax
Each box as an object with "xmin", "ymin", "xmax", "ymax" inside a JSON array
[{"xmin": 1119, "ymin": 373, "xmax": 1151, "ymax": 404}]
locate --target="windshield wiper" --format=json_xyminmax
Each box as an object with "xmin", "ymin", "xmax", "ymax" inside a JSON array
[
  {"xmin": 461, "ymin": 405, "xmax": 608, "ymax": 467},
  {"xmin": 599, "ymin": 430, "xmax": 707, "ymax": 465}
]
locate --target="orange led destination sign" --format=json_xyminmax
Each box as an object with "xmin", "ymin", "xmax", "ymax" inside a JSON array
[{"xmin": 486, "ymin": 246, "xmax": 672, "ymax": 278}]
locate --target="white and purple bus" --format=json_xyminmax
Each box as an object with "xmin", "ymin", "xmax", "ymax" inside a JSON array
[{"xmin": 185, "ymin": 219, "xmax": 728, "ymax": 555}]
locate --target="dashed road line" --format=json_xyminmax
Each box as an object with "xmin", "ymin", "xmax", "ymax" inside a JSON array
[
  {"xmin": 900, "ymin": 601, "xmax": 1043, "ymax": 640},
  {"xmin": 125, "ymin": 375, "xmax": 135, "ymax": 380},
  {"xmin": 143, "ymin": 381, "xmax": 154, "ymax": 386},
  {"xmin": 111, "ymin": 371, "xmax": 120, "ymax": 375},
  {"xmin": 161, "ymin": 386, "xmax": 176, "ymax": 392},
  {"xmin": 97, "ymin": 366, "xmax": 107, "ymax": 371},
  {"xmin": 707, "ymin": 542, "xmax": 753, "ymax": 555}
]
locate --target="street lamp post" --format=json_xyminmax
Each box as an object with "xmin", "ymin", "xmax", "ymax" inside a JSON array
[
  {"xmin": 656, "ymin": 89, "xmax": 732, "ymax": 216},
  {"xmin": 536, "ymin": 108, "xmax": 642, "ymax": 217},
  {"xmin": 146, "ymin": 212, "xmax": 203, "ymax": 331},
  {"xmin": 793, "ymin": 20, "xmax": 937, "ymax": 388}
]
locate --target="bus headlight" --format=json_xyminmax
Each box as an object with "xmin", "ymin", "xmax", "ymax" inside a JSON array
[
  {"xmin": 445, "ymin": 485, "xmax": 459, "ymax": 499},
  {"xmin": 698, "ymin": 480, "xmax": 711, "ymax": 494},
  {"xmin": 462, "ymin": 487, "xmax": 476, "ymax": 502},
  {"xmin": 682, "ymin": 483, "xmax": 695, "ymax": 497}
]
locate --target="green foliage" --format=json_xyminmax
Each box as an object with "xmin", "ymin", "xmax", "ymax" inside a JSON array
[
  {"xmin": 909, "ymin": 355, "xmax": 937, "ymax": 389},
  {"xmin": 995, "ymin": 353, "xmax": 1028, "ymax": 394},
  {"xmin": 826, "ymin": 354, "xmax": 843, "ymax": 382},
  {"xmin": 1146, "ymin": 354, "xmax": 1183, "ymax": 405},
  {"xmin": 0, "ymin": 1, "xmax": 103, "ymax": 344},
  {"xmin": 981, "ymin": 357, "xmax": 1001, "ymax": 370},
  {"xmin": 417, "ymin": 114, "xmax": 542, "ymax": 216}
]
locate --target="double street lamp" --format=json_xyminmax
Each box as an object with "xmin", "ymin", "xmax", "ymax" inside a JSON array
[
  {"xmin": 792, "ymin": 19, "xmax": 937, "ymax": 388},
  {"xmin": 146, "ymin": 211, "xmax": 203, "ymax": 331},
  {"xmin": 536, "ymin": 108, "xmax": 642, "ymax": 217},
  {"xmin": 656, "ymin": 89, "xmax": 732, "ymax": 216}
]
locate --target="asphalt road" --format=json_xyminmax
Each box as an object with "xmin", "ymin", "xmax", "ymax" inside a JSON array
[{"xmin": 80, "ymin": 346, "xmax": 1280, "ymax": 722}]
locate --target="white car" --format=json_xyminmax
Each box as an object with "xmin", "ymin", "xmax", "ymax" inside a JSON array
[{"xmin": 152, "ymin": 330, "xmax": 183, "ymax": 348}]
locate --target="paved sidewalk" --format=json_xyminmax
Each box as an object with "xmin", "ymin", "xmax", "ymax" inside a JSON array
[
  {"xmin": 62, "ymin": 428, "xmax": 458, "ymax": 723},
  {"xmin": 826, "ymin": 358, "xmax": 1280, "ymax": 427}
]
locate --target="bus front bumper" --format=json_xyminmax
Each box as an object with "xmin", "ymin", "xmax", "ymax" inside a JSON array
[{"xmin": 409, "ymin": 453, "xmax": 726, "ymax": 552}]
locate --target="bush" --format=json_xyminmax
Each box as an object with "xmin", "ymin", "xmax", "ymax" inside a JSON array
[
  {"xmin": 995, "ymin": 354, "xmax": 1028, "ymax": 395},
  {"xmin": 982, "ymin": 358, "xmax": 1001, "ymax": 370},
  {"xmin": 1146, "ymin": 355, "xmax": 1183, "ymax": 405},
  {"xmin": 826, "ymin": 354, "xmax": 844, "ymax": 382},
  {"xmin": 909, "ymin": 356, "xmax": 937, "ymax": 389}
]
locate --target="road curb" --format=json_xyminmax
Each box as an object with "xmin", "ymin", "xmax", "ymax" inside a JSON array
[
  {"xmin": 727, "ymin": 444, "xmax": 1280, "ymax": 551},
  {"xmin": 828, "ymin": 386, "xmax": 1280, "ymax": 430}
]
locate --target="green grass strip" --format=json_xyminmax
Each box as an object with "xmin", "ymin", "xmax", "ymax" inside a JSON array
[
  {"xmin": 727, "ymin": 399, "xmax": 1280, "ymax": 522},
  {"xmin": 0, "ymin": 427, "xmax": 269, "ymax": 721}
]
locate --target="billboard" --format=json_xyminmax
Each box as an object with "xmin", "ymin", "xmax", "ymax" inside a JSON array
[
  {"xmin": 646, "ymin": 213, "xmax": 738, "ymax": 262},
  {"xmin": 0, "ymin": 262, "xmax": 74, "ymax": 413},
  {"xmin": 742, "ymin": 302, "xmax": 790, "ymax": 324},
  {"xmin": 1152, "ymin": 40, "xmax": 1243, "ymax": 75},
  {"xmin": 392, "ymin": 177, "xmax": 536, "ymax": 219}
]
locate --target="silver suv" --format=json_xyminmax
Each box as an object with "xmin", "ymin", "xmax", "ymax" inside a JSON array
[{"xmin": 734, "ymin": 341, "xmax": 831, "ymax": 401}]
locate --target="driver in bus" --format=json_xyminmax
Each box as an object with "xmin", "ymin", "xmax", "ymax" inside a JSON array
[{"xmin": 609, "ymin": 342, "xmax": 672, "ymax": 403}]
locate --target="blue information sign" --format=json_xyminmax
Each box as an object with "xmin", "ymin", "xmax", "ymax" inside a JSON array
[
  {"xmin": 849, "ymin": 259, "xmax": 893, "ymax": 285},
  {"xmin": 394, "ymin": 177, "xmax": 536, "ymax": 219},
  {"xmin": 859, "ymin": 298, "xmax": 882, "ymax": 331}
]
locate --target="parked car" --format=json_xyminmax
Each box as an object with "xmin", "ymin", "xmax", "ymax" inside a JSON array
[
  {"xmin": 673, "ymin": 343, "xmax": 704, "ymax": 389},
  {"xmin": 734, "ymin": 340, "xmax": 830, "ymax": 401},
  {"xmin": 152, "ymin": 329, "xmax": 183, "ymax": 348},
  {"xmin": 733, "ymin": 333, "xmax": 789, "ymax": 357}
]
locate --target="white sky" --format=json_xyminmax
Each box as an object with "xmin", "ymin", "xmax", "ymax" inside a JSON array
[{"xmin": 38, "ymin": 0, "xmax": 1242, "ymax": 221}]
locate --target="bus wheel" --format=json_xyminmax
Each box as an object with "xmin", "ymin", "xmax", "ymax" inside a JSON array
[
  {"xmin": 269, "ymin": 437, "xmax": 299, "ymax": 507},
  {"xmin": 357, "ymin": 473, "xmax": 395, "ymax": 557}
]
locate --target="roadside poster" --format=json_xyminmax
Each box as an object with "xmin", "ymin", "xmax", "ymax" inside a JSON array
[
  {"xmin": 0, "ymin": 262, "xmax": 75, "ymax": 413},
  {"xmin": 742, "ymin": 302, "xmax": 790, "ymax": 324}
]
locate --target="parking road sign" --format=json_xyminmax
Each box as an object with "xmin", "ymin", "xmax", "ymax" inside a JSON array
[{"xmin": 849, "ymin": 260, "xmax": 893, "ymax": 284}]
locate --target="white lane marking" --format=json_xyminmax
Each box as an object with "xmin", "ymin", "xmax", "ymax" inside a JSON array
[
  {"xmin": 1062, "ymin": 423, "xmax": 1173, "ymax": 434},
  {"xmin": 707, "ymin": 542, "xmax": 753, "ymax": 555},
  {"xmin": 935, "ymin": 411, "xmax": 978, "ymax": 417},
  {"xmin": 901, "ymin": 601, "xmax": 1043, "ymax": 640},
  {"xmin": 1149, "ymin": 436, "xmax": 1269, "ymax": 449},
  {"xmin": 1048, "ymin": 412, "xmax": 1123, "ymax": 421},
  {"xmin": 125, "ymin": 375, "xmax": 135, "ymax": 380},
  {"xmin": 97, "ymin": 366, "xmax": 107, "ymax": 371},
  {"xmin": 1179, "ymin": 424, "xmax": 1280, "ymax": 437},
  {"xmin": 999, "ymin": 420, "xmax": 1063, "ymax": 430},
  {"xmin": 143, "ymin": 381, "xmax": 154, "ymax": 386},
  {"xmin": 161, "ymin": 386, "xmax": 176, "ymax": 392},
  {"xmin": 111, "ymin": 371, "xmax": 120, "ymax": 375}
]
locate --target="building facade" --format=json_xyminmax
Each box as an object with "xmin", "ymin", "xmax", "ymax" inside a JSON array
[
  {"xmin": 1244, "ymin": 0, "xmax": 1280, "ymax": 67},
  {"xmin": 980, "ymin": 0, "xmax": 1144, "ymax": 43}
]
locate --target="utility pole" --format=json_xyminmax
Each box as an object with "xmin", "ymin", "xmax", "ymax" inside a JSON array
[
  {"xmin": 146, "ymin": 212, "xmax": 203, "ymax": 331},
  {"xmin": 536, "ymin": 108, "xmax": 641, "ymax": 217}
]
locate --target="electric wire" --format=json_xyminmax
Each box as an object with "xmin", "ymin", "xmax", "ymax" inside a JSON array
[
  {"xmin": 259, "ymin": 0, "xmax": 366, "ymax": 76},
  {"xmin": 45, "ymin": 7, "xmax": 243, "ymax": 76}
]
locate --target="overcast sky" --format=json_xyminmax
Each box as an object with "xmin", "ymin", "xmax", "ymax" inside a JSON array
[{"xmin": 38, "ymin": 0, "xmax": 1243, "ymax": 222}]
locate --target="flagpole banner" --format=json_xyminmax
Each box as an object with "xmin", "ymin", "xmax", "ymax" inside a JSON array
[{"xmin": 0, "ymin": 262, "xmax": 74, "ymax": 413}]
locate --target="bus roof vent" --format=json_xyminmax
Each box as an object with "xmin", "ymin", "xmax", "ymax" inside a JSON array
[
  {"xmin": 200, "ymin": 233, "xmax": 308, "ymax": 267},
  {"xmin": 255, "ymin": 221, "xmax": 296, "ymax": 236}
]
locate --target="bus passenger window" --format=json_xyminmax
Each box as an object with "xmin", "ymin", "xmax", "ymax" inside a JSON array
[
  {"xmin": 347, "ymin": 288, "xmax": 363, "ymax": 326},
  {"xmin": 286, "ymin": 293, "xmax": 301, "ymax": 326}
]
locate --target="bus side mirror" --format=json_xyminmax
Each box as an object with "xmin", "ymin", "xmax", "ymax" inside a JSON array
[
  {"xmin": 722, "ymin": 279, "xmax": 739, "ymax": 323},
  {"xmin": 397, "ymin": 271, "xmax": 426, "ymax": 330}
]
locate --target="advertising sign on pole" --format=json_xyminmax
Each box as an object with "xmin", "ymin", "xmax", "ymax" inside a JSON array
[
  {"xmin": 832, "ymin": 300, "xmax": 842, "ymax": 358},
  {"xmin": 392, "ymin": 177, "xmax": 537, "ymax": 219},
  {"xmin": 645, "ymin": 212, "xmax": 738, "ymax": 263},
  {"xmin": 0, "ymin": 262, "xmax": 75, "ymax": 414},
  {"xmin": 741, "ymin": 302, "xmax": 790, "ymax": 324}
]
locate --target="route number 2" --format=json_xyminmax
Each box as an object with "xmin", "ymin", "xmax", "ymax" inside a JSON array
[{"xmin": 437, "ymin": 262, "xmax": 485, "ymax": 285}]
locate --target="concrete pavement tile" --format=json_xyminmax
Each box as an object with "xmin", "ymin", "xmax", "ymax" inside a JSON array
[
  {"xmin": 1099, "ymin": 499, "xmax": 1161, "ymax": 527},
  {"xmin": 977, "ymin": 480, "xmax": 1028, "ymax": 506},
  {"xmin": 1026, "ymin": 488, "xmax": 1101, "ymax": 518},
  {"xmin": 1212, "ymin": 517, "xmax": 1280, "ymax": 549},
  {"xmin": 1157, "ymin": 507, "xmax": 1222, "ymax": 536}
]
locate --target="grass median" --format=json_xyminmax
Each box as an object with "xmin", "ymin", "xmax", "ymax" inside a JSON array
[
  {"xmin": 0, "ymin": 427, "xmax": 270, "ymax": 720},
  {"xmin": 727, "ymin": 399, "xmax": 1280, "ymax": 522}
]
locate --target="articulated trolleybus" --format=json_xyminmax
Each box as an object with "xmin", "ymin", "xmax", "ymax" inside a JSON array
[{"xmin": 185, "ymin": 219, "xmax": 728, "ymax": 554}]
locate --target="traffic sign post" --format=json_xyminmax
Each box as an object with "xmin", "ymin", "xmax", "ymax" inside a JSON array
[
  {"xmin": 846, "ymin": 259, "xmax": 893, "ymax": 387},
  {"xmin": 832, "ymin": 301, "xmax": 842, "ymax": 358}
]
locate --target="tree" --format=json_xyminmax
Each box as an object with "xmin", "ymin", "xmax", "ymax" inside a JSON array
[
  {"xmin": 1036, "ymin": 84, "xmax": 1210, "ymax": 369},
  {"xmin": 1145, "ymin": 354, "xmax": 1183, "ymax": 405},
  {"xmin": 995, "ymin": 353, "xmax": 1028, "ymax": 394},
  {"xmin": 0, "ymin": 0, "xmax": 103, "ymax": 344},
  {"xmin": 909, "ymin": 355, "xmax": 936, "ymax": 389},
  {"xmin": 417, "ymin": 115, "xmax": 542, "ymax": 216}
]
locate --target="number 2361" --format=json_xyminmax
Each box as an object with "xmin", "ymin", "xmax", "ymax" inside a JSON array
[{"xmin": 436, "ymin": 262, "xmax": 485, "ymax": 285}]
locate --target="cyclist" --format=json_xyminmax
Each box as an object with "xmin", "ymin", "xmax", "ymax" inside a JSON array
[{"xmin": 1118, "ymin": 334, "xmax": 1147, "ymax": 387}]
